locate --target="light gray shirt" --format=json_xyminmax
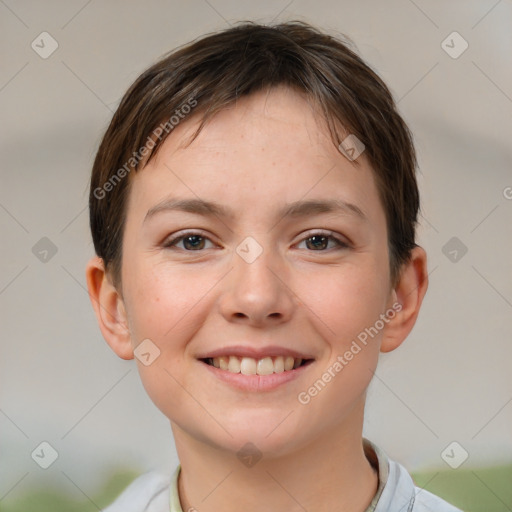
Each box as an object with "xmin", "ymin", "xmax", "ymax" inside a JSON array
[{"xmin": 104, "ymin": 438, "xmax": 463, "ymax": 511}]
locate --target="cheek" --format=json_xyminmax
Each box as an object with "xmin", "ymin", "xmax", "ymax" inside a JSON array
[
  {"xmin": 295, "ymin": 260, "xmax": 389, "ymax": 346},
  {"xmin": 125, "ymin": 262, "xmax": 210, "ymax": 344},
  {"xmin": 124, "ymin": 264, "xmax": 207, "ymax": 419},
  {"xmin": 293, "ymin": 267, "xmax": 387, "ymax": 421}
]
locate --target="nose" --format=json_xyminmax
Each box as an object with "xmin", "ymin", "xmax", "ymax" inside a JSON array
[{"xmin": 218, "ymin": 241, "xmax": 295, "ymax": 327}]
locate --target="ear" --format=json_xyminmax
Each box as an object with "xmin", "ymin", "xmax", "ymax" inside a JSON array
[
  {"xmin": 380, "ymin": 246, "xmax": 428, "ymax": 353},
  {"xmin": 85, "ymin": 256, "xmax": 134, "ymax": 360}
]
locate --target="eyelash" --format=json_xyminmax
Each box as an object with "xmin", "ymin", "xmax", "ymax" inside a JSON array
[{"xmin": 162, "ymin": 230, "xmax": 350, "ymax": 252}]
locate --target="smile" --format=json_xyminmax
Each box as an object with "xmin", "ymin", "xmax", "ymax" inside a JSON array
[{"xmin": 202, "ymin": 356, "xmax": 313, "ymax": 375}]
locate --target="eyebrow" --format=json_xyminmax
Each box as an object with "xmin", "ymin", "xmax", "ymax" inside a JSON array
[{"xmin": 144, "ymin": 197, "xmax": 367, "ymax": 223}]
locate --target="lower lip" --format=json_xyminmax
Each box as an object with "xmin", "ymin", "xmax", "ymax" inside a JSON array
[{"xmin": 200, "ymin": 360, "xmax": 314, "ymax": 392}]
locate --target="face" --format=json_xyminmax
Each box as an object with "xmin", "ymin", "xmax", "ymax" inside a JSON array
[{"xmin": 118, "ymin": 87, "xmax": 395, "ymax": 456}]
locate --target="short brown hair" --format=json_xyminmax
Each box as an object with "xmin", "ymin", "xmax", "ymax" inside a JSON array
[{"xmin": 89, "ymin": 21, "xmax": 419, "ymax": 289}]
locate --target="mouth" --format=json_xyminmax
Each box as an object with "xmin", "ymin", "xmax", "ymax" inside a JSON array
[
  {"xmin": 196, "ymin": 345, "xmax": 316, "ymax": 391},
  {"xmin": 200, "ymin": 355, "xmax": 314, "ymax": 375}
]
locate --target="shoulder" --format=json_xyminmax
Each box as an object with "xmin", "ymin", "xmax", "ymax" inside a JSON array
[
  {"xmin": 388, "ymin": 458, "xmax": 463, "ymax": 511},
  {"xmin": 412, "ymin": 486, "xmax": 463, "ymax": 511},
  {"xmin": 103, "ymin": 470, "xmax": 172, "ymax": 512},
  {"xmin": 366, "ymin": 438, "xmax": 463, "ymax": 512}
]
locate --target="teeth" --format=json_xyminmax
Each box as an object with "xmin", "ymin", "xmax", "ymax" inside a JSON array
[
  {"xmin": 257, "ymin": 357, "xmax": 274, "ymax": 376},
  {"xmin": 218, "ymin": 356, "xmax": 229, "ymax": 370},
  {"xmin": 210, "ymin": 355, "xmax": 305, "ymax": 375},
  {"xmin": 274, "ymin": 356, "xmax": 284, "ymax": 373},
  {"xmin": 228, "ymin": 356, "xmax": 241, "ymax": 373},
  {"xmin": 240, "ymin": 357, "xmax": 257, "ymax": 375}
]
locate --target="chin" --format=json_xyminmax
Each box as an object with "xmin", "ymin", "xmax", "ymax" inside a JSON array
[{"xmin": 221, "ymin": 412, "xmax": 310, "ymax": 458}]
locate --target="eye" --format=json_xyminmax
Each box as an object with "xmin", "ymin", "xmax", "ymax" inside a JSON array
[
  {"xmin": 296, "ymin": 231, "xmax": 349, "ymax": 251},
  {"xmin": 163, "ymin": 230, "xmax": 349, "ymax": 252},
  {"xmin": 163, "ymin": 231, "xmax": 215, "ymax": 251}
]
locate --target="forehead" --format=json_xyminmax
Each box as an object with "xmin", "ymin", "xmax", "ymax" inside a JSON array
[
  {"xmin": 125, "ymin": 86, "xmax": 384, "ymax": 228},
  {"xmin": 162, "ymin": 87, "xmax": 338, "ymax": 161}
]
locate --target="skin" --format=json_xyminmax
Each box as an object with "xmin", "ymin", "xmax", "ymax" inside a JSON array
[{"xmin": 86, "ymin": 86, "xmax": 428, "ymax": 512}]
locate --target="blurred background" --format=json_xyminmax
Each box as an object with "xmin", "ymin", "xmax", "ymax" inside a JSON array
[{"xmin": 1, "ymin": 1, "xmax": 511, "ymax": 511}]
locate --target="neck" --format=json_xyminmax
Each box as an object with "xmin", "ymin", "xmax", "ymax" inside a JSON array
[{"xmin": 171, "ymin": 402, "xmax": 378, "ymax": 512}]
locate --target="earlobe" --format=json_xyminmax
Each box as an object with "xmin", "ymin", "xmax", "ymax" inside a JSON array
[
  {"xmin": 85, "ymin": 257, "xmax": 134, "ymax": 360},
  {"xmin": 380, "ymin": 246, "xmax": 429, "ymax": 353}
]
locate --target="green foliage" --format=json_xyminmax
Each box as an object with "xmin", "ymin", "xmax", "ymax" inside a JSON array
[
  {"xmin": 0, "ymin": 468, "xmax": 139, "ymax": 512},
  {"xmin": 412, "ymin": 464, "xmax": 512, "ymax": 512}
]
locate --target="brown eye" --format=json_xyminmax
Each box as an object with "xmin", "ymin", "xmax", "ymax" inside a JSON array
[
  {"xmin": 181, "ymin": 235, "xmax": 206, "ymax": 250},
  {"xmin": 305, "ymin": 235, "xmax": 329, "ymax": 250},
  {"xmin": 297, "ymin": 232, "xmax": 349, "ymax": 251}
]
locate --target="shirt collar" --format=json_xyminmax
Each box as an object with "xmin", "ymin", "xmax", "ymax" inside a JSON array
[{"xmin": 363, "ymin": 437, "xmax": 390, "ymax": 511}]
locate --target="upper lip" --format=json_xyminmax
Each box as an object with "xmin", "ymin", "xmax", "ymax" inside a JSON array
[{"xmin": 196, "ymin": 345, "xmax": 315, "ymax": 360}]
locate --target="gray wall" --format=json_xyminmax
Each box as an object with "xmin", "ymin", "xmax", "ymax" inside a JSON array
[{"xmin": 1, "ymin": 0, "xmax": 511, "ymax": 501}]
